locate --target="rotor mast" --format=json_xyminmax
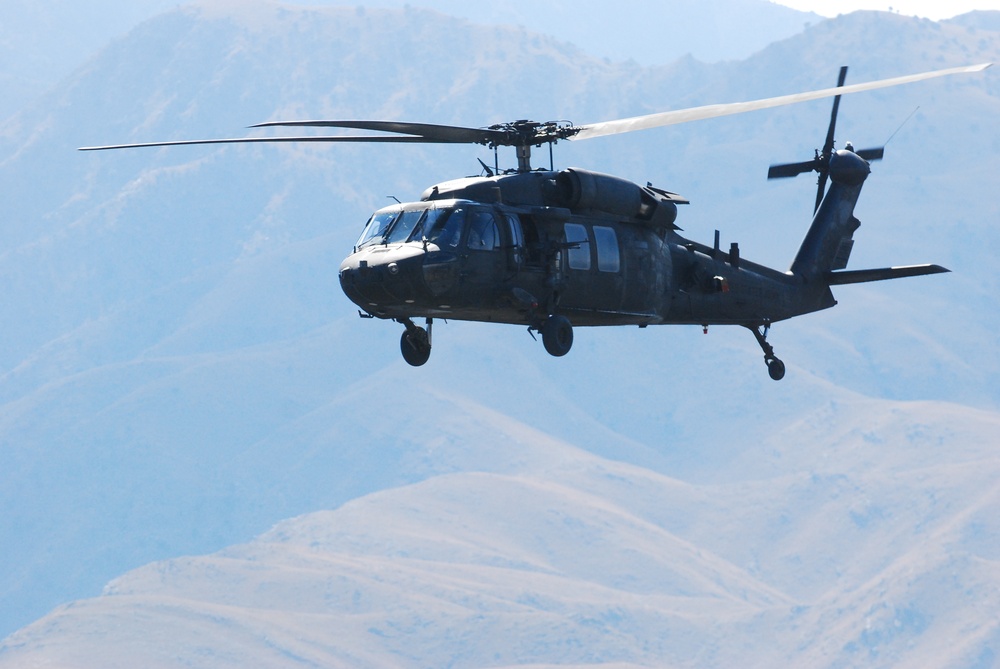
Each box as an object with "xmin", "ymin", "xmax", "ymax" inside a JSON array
[
  {"xmin": 516, "ymin": 144, "xmax": 533, "ymax": 172},
  {"xmin": 487, "ymin": 120, "xmax": 577, "ymax": 173}
]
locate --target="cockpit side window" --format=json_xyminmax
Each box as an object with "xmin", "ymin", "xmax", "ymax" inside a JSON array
[
  {"xmin": 467, "ymin": 211, "xmax": 501, "ymax": 251},
  {"xmin": 356, "ymin": 211, "xmax": 399, "ymax": 250},
  {"xmin": 410, "ymin": 209, "xmax": 464, "ymax": 246},
  {"xmin": 416, "ymin": 208, "xmax": 463, "ymax": 248}
]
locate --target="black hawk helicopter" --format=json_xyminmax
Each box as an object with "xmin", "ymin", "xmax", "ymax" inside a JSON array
[{"xmin": 82, "ymin": 62, "xmax": 990, "ymax": 379}]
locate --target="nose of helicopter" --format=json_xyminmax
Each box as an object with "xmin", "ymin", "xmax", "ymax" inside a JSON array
[{"xmin": 339, "ymin": 244, "xmax": 431, "ymax": 313}]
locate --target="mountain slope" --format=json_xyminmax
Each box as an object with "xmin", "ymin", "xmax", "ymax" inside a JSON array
[{"xmin": 2, "ymin": 398, "xmax": 999, "ymax": 667}]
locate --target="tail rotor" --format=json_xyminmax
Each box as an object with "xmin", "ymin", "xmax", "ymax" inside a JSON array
[{"xmin": 767, "ymin": 66, "xmax": 885, "ymax": 213}]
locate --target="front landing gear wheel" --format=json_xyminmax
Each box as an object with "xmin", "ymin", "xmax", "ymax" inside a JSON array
[
  {"xmin": 398, "ymin": 317, "xmax": 432, "ymax": 366},
  {"xmin": 542, "ymin": 315, "xmax": 573, "ymax": 357},
  {"xmin": 400, "ymin": 329, "xmax": 431, "ymax": 366},
  {"xmin": 767, "ymin": 357, "xmax": 786, "ymax": 381}
]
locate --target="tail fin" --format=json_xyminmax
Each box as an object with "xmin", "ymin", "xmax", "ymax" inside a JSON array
[{"xmin": 789, "ymin": 149, "xmax": 870, "ymax": 280}]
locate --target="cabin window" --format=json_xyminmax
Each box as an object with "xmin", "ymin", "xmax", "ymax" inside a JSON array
[
  {"xmin": 593, "ymin": 226, "xmax": 620, "ymax": 273},
  {"xmin": 518, "ymin": 215, "xmax": 544, "ymax": 267},
  {"xmin": 564, "ymin": 223, "xmax": 591, "ymax": 270},
  {"xmin": 467, "ymin": 211, "xmax": 501, "ymax": 250}
]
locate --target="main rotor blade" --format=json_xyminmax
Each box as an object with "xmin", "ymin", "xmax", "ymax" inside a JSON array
[
  {"xmin": 570, "ymin": 62, "xmax": 991, "ymax": 142},
  {"xmin": 78, "ymin": 135, "xmax": 452, "ymax": 151},
  {"xmin": 250, "ymin": 119, "xmax": 501, "ymax": 145}
]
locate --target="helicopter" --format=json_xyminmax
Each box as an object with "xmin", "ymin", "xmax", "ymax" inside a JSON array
[{"xmin": 81, "ymin": 62, "xmax": 990, "ymax": 379}]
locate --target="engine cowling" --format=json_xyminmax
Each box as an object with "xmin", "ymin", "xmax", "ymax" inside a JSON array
[
  {"xmin": 556, "ymin": 168, "xmax": 642, "ymax": 215},
  {"xmin": 555, "ymin": 167, "xmax": 677, "ymax": 228}
]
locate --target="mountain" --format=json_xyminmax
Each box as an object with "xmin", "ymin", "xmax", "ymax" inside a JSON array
[
  {"xmin": 0, "ymin": 0, "xmax": 998, "ymax": 652},
  {"xmin": 946, "ymin": 9, "xmax": 1000, "ymax": 31},
  {"xmin": 0, "ymin": 0, "xmax": 180, "ymax": 119},
  {"xmin": 0, "ymin": 0, "xmax": 820, "ymax": 121},
  {"xmin": 3, "ymin": 395, "xmax": 999, "ymax": 667}
]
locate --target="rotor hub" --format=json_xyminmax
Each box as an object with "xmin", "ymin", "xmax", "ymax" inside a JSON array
[{"xmin": 828, "ymin": 149, "xmax": 870, "ymax": 186}]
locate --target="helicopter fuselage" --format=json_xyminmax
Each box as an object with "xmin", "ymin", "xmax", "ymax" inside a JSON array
[{"xmin": 339, "ymin": 167, "xmax": 838, "ymax": 333}]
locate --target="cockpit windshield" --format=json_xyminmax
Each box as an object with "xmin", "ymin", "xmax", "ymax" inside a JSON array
[
  {"xmin": 356, "ymin": 206, "xmax": 468, "ymax": 251},
  {"xmin": 356, "ymin": 211, "xmax": 398, "ymax": 250},
  {"xmin": 384, "ymin": 210, "xmax": 425, "ymax": 244}
]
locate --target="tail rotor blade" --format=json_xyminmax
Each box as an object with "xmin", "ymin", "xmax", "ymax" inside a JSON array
[
  {"xmin": 814, "ymin": 171, "xmax": 829, "ymax": 214},
  {"xmin": 767, "ymin": 158, "xmax": 818, "ymax": 179},
  {"xmin": 811, "ymin": 66, "xmax": 849, "ymax": 212},
  {"xmin": 856, "ymin": 146, "xmax": 885, "ymax": 162}
]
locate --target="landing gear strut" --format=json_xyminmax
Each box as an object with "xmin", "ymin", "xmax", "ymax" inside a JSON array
[
  {"xmin": 399, "ymin": 317, "xmax": 432, "ymax": 367},
  {"xmin": 748, "ymin": 323, "xmax": 785, "ymax": 381}
]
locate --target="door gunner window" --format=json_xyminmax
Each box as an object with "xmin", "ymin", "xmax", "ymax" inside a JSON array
[
  {"xmin": 564, "ymin": 223, "xmax": 591, "ymax": 270},
  {"xmin": 467, "ymin": 211, "xmax": 500, "ymax": 250}
]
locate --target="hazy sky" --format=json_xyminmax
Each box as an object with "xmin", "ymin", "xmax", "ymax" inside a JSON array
[{"xmin": 773, "ymin": 0, "xmax": 1000, "ymax": 19}]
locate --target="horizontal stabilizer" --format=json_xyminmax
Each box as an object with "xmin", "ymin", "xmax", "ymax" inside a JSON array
[{"xmin": 827, "ymin": 264, "xmax": 950, "ymax": 285}]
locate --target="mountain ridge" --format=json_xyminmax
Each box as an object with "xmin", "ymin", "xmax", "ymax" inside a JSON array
[{"xmin": 0, "ymin": 0, "xmax": 822, "ymax": 121}]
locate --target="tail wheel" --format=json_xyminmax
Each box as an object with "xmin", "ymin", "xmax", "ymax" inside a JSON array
[
  {"xmin": 542, "ymin": 315, "xmax": 573, "ymax": 357},
  {"xmin": 747, "ymin": 323, "xmax": 786, "ymax": 381}
]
